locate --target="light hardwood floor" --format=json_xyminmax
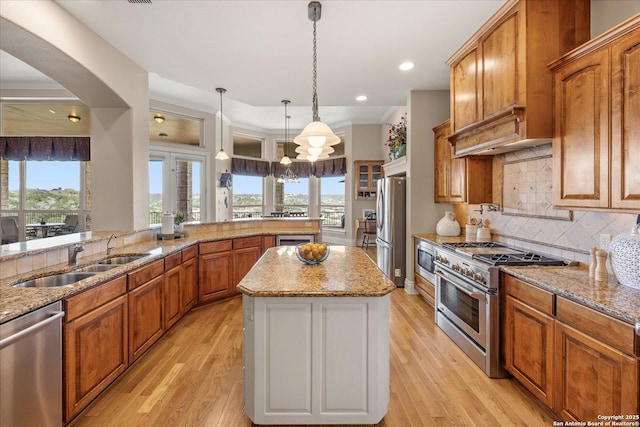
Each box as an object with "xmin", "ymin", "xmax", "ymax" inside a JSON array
[{"xmin": 70, "ymin": 290, "xmax": 558, "ymax": 427}]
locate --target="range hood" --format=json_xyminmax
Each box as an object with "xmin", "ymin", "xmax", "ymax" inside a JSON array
[{"xmin": 446, "ymin": 106, "xmax": 552, "ymax": 158}]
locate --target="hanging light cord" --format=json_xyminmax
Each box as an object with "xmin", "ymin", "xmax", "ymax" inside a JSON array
[
  {"xmin": 311, "ymin": 6, "xmax": 320, "ymax": 122},
  {"xmin": 284, "ymin": 102, "xmax": 288, "ymax": 156}
]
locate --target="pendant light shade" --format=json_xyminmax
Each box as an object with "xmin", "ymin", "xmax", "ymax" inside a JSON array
[
  {"xmin": 294, "ymin": 1, "xmax": 339, "ymax": 158},
  {"xmin": 215, "ymin": 87, "xmax": 229, "ymax": 161}
]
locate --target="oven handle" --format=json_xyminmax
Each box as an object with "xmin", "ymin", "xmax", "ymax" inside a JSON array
[{"xmin": 435, "ymin": 269, "xmax": 486, "ymax": 302}]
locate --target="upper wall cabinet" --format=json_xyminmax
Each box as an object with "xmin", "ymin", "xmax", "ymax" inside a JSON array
[
  {"xmin": 551, "ymin": 15, "xmax": 640, "ymax": 211},
  {"xmin": 447, "ymin": 0, "xmax": 590, "ymax": 157},
  {"xmin": 433, "ymin": 120, "xmax": 492, "ymax": 204}
]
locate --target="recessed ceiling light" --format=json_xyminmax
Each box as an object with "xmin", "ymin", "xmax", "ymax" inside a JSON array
[
  {"xmin": 48, "ymin": 109, "xmax": 56, "ymax": 114},
  {"xmin": 153, "ymin": 113, "xmax": 165, "ymax": 123},
  {"xmin": 356, "ymin": 95, "xmax": 367, "ymax": 102},
  {"xmin": 67, "ymin": 114, "xmax": 81, "ymax": 123},
  {"xmin": 399, "ymin": 62, "xmax": 414, "ymax": 71},
  {"xmin": 159, "ymin": 133, "xmax": 168, "ymax": 138}
]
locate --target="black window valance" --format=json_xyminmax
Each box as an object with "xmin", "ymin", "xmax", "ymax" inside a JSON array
[
  {"xmin": 0, "ymin": 136, "xmax": 90, "ymax": 161},
  {"xmin": 231, "ymin": 157, "xmax": 271, "ymax": 177},
  {"xmin": 312, "ymin": 157, "xmax": 347, "ymax": 177},
  {"xmin": 271, "ymin": 160, "xmax": 313, "ymax": 178}
]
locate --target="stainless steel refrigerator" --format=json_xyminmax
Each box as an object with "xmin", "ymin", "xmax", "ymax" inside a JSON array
[{"xmin": 375, "ymin": 177, "xmax": 406, "ymax": 287}]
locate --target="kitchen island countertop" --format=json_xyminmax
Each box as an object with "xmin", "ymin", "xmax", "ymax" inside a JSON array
[{"xmin": 237, "ymin": 245, "xmax": 395, "ymax": 297}]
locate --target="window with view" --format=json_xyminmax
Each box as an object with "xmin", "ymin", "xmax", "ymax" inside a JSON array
[
  {"xmin": 320, "ymin": 176, "xmax": 345, "ymax": 228},
  {"xmin": 280, "ymin": 178, "xmax": 309, "ymax": 216},
  {"xmin": 232, "ymin": 175, "xmax": 263, "ymax": 219},
  {"xmin": 1, "ymin": 159, "xmax": 87, "ymax": 242}
]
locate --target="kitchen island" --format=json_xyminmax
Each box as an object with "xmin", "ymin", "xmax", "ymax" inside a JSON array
[{"xmin": 237, "ymin": 245, "xmax": 395, "ymax": 425}]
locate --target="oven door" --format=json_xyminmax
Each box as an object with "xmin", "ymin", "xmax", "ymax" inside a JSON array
[
  {"xmin": 435, "ymin": 268, "xmax": 487, "ymax": 348},
  {"xmin": 415, "ymin": 243, "xmax": 435, "ymax": 282}
]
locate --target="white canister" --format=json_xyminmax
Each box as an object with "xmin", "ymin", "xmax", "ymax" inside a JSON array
[
  {"xmin": 609, "ymin": 226, "xmax": 640, "ymax": 289},
  {"xmin": 465, "ymin": 225, "xmax": 478, "ymax": 242},
  {"xmin": 476, "ymin": 226, "xmax": 491, "ymax": 242},
  {"xmin": 161, "ymin": 212, "xmax": 175, "ymax": 235},
  {"xmin": 436, "ymin": 211, "xmax": 461, "ymax": 237}
]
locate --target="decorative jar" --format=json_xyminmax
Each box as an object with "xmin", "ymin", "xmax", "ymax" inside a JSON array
[
  {"xmin": 609, "ymin": 226, "xmax": 640, "ymax": 289},
  {"xmin": 436, "ymin": 211, "xmax": 461, "ymax": 237}
]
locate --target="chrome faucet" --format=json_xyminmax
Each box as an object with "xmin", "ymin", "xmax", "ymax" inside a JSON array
[
  {"xmin": 106, "ymin": 233, "xmax": 118, "ymax": 255},
  {"xmin": 68, "ymin": 244, "xmax": 85, "ymax": 266},
  {"xmin": 474, "ymin": 203, "xmax": 501, "ymax": 215}
]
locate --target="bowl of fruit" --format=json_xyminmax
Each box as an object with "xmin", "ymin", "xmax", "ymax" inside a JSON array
[{"xmin": 295, "ymin": 242, "xmax": 329, "ymax": 265}]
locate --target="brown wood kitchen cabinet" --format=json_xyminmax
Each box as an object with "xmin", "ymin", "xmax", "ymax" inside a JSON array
[
  {"xmin": 199, "ymin": 240, "xmax": 234, "ymax": 303},
  {"xmin": 554, "ymin": 297, "xmax": 638, "ymax": 421},
  {"xmin": 502, "ymin": 273, "xmax": 639, "ymax": 421},
  {"xmin": 503, "ymin": 274, "xmax": 555, "ymax": 407},
  {"xmin": 128, "ymin": 259, "xmax": 165, "ymax": 363},
  {"xmin": 354, "ymin": 160, "xmax": 384, "ymax": 199},
  {"xmin": 233, "ymin": 236, "xmax": 262, "ymax": 287},
  {"xmin": 180, "ymin": 245, "xmax": 198, "ymax": 315},
  {"xmin": 447, "ymin": 0, "xmax": 589, "ymax": 156},
  {"xmin": 551, "ymin": 16, "xmax": 640, "ymax": 210},
  {"xmin": 433, "ymin": 120, "xmax": 492, "ymax": 204},
  {"xmin": 63, "ymin": 276, "xmax": 128, "ymax": 422},
  {"xmin": 163, "ymin": 251, "xmax": 183, "ymax": 330}
]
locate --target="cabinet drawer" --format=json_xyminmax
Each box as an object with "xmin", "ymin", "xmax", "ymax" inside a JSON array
[
  {"xmin": 234, "ymin": 236, "xmax": 262, "ymax": 249},
  {"xmin": 556, "ymin": 296, "xmax": 635, "ymax": 356},
  {"xmin": 504, "ymin": 274, "xmax": 554, "ymax": 316},
  {"xmin": 199, "ymin": 240, "xmax": 232, "ymax": 255},
  {"xmin": 64, "ymin": 275, "xmax": 127, "ymax": 322},
  {"xmin": 414, "ymin": 273, "xmax": 435, "ymax": 307},
  {"xmin": 164, "ymin": 252, "xmax": 182, "ymax": 271},
  {"xmin": 128, "ymin": 259, "xmax": 165, "ymax": 290},
  {"xmin": 182, "ymin": 245, "xmax": 197, "ymax": 261}
]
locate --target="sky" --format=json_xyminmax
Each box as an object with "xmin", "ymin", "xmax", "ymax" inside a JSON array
[
  {"xmin": 8, "ymin": 161, "xmax": 80, "ymax": 190},
  {"xmin": 8, "ymin": 160, "xmax": 343, "ymax": 195}
]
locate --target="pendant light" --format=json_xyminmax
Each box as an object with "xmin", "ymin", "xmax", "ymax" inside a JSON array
[
  {"xmin": 293, "ymin": 1, "xmax": 340, "ymax": 160},
  {"xmin": 280, "ymin": 100, "xmax": 292, "ymax": 166},
  {"xmin": 277, "ymin": 104, "xmax": 299, "ymax": 183},
  {"xmin": 215, "ymin": 87, "xmax": 229, "ymax": 160}
]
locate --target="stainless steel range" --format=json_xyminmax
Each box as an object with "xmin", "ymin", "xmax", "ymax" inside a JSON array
[{"xmin": 434, "ymin": 241, "xmax": 566, "ymax": 378}]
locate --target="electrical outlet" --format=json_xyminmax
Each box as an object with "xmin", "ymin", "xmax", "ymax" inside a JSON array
[
  {"xmin": 599, "ymin": 233, "xmax": 611, "ymax": 250},
  {"xmin": 394, "ymin": 268, "xmax": 402, "ymax": 277}
]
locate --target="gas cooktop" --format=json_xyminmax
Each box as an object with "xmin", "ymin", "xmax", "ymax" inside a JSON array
[{"xmin": 441, "ymin": 242, "xmax": 567, "ymax": 267}]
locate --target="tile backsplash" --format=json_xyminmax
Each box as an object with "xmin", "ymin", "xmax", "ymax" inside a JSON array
[{"xmin": 454, "ymin": 145, "xmax": 639, "ymax": 268}]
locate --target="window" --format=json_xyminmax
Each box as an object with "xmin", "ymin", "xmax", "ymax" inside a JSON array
[
  {"xmin": 320, "ymin": 176, "xmax": 345, "ymax": 228},
  {"xmin": 233, "ymin": 135, "xmax": 263, "ymax": 158},
  {"xmin": 232, "ymin": 175, "xmax": 263, "ymax": 218},
  {"xmin": 1, "ymin": 159, "xmax": 89, "ymax": 241},
  {"xmin": 281, "ymin": 178, "xmax": 309, "ymax": 215},
  {"xmin": 149, "ymin": 150, "xmax": 206, "ymax": 225}
]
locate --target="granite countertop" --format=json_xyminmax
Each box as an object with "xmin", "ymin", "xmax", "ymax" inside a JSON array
[
  {"xmin": 0, "ymin": 228, "xmax": 320, "ymax": 324},
  {"xmin": 413, "ymin": 233, "xmax": 640, "ymax": 325},
  {"xmin": 237, "ymin": 246, "xmax": 396, "ymax": 297}
]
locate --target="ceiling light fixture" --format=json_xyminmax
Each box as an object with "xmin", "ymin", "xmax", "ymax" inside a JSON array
[
  {"xmin": 356, "ymin": 95, "xmax": 368, "ymax": 101},
  {"xmin": 399, "ymin": 62, "xmax": 414, "ymax": 71},
  {"xmin": 159, "ymin": 132, "xmax": 168, "ymax": 138},
  {"xmin": 215, "ymin": 87, "xmax": 229, "ymax": 161},
  {"xmin": 280, "ymin": 100, "xmax": 292, "ymax": 166},
  {"xmin": 67, "ymin": 114, "xmax": 81, "ymax": 123},
  {"xmin": 293, "ymin": 1, "xmax": 340, "ymax": 161},
  {"xmin": 153, "ymin": 113, "xmax": 165, "ymax": 123}
]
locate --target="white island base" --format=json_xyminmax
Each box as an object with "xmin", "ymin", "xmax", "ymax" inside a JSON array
[{"xmin": 242, "ymin": 294, "xmax": 390, "ymax": 425}]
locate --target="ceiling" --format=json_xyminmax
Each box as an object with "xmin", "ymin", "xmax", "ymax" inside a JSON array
[{"xmin": 2, "ymin": 1, "xmax": 508, "ymax": 132}]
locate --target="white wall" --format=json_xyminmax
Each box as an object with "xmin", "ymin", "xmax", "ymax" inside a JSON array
[{"xmin": 1, "ymin": 0, "xmax": 149, "ymax": 231}]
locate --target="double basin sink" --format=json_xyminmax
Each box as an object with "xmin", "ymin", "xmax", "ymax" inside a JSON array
[{"xmin": 11, "ymin": 255, "xmax": 148, "ymax": 288}]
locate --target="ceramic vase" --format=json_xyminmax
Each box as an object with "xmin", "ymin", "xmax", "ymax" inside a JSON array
[
  {"xmin": 436, "ymin": 211, "xmax": 461, "ymax": 237},
  {"xmin": 609, "ymin": 226, "xmax": 640, "ymax": 289}
]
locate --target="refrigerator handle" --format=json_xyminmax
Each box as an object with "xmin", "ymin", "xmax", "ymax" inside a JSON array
[{"xmin": 376, "ymin": 185, "xmax": 384, "ymax": 231}]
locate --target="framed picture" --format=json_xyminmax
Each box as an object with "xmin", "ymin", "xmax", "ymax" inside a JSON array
[{"xmin": 362, "ymin": 209, "xmax": 374, "ymax": 219}]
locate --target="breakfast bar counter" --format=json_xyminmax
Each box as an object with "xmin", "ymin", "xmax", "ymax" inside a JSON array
[{"xmin": 237, "ymin": 245, "xmax": 395, "ymax": 425}]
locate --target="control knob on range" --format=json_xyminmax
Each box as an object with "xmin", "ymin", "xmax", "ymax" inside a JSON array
[
  {"xmin": 474, "ymin": 273, "xmax": 485, "ymax": 283},
  {"xmin": 452, "ymin": 264, "xmax": 460, "ymax": 272},
  {"xmin": 440, "ymin": 256, "xmax": 449, "ymax": 265},
  {"xmin": 465, "ymin": 269, "xmax": 474, "ymax": 278},
  {"xmin": 460, "ymin": 268, "xmax": 468, "ymax": 276}
]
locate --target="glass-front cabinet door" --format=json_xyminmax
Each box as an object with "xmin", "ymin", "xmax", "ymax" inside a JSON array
[{"xmin": 354, "ymin": 161, "xmax": 384, "ymax": 199}]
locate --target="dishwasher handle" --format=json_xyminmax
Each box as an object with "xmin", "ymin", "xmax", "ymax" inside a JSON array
[{"xmin": 0, "ymin": 311, "xmax": 65, "ymax": 350}]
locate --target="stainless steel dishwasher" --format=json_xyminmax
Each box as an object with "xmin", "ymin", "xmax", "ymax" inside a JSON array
[{"xmin": 1, "ymin": 301, "xmax": 64, "ymax": 427}]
